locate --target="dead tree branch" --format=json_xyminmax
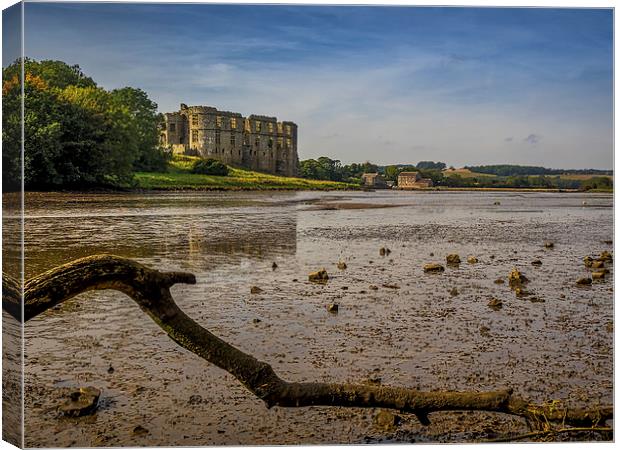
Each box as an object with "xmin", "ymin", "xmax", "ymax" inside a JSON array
[{"xmin": 2, "ymin": 254, "xmax": 613, "ymax": 429}]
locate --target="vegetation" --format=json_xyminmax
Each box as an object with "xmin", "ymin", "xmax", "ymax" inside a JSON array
[
  {"xmin": 2, "ymin": 58, "xmax": 168, "ymax": 191},
  {"xmin": 298, "ymin": 157, "xmax": 377, "ymax": 183},
  {"xmin": 136, "ymin": 155, "xmax": 357, "ymax": 190},
  {"xmin": 191, "ymin": 158, "xmax": 229, "ymax": 176},
  {"xmin": 465, "ymin": 164, "xmax": 612, "ymax": 177}
]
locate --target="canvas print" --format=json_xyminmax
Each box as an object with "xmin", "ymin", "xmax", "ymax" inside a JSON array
[{"xmin": 1, "ymin": 2, "xmax": 614, "ymax": 447}]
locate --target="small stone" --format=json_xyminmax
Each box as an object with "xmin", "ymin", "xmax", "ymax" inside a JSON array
[
  {"xmin": 59, "ymin": 387, "xmax": 101, "ymax": 417},
  {"xmin": 252, "ymin": 318, "xmax": 262, "ymax": 324},
  {"xmin": 592, "ymin": 260, "xmax": 604, "ymax": 269},
  {"xmin": 446, "ymin": 254, "xmax": 461, "ymax": 265},
  {"xmin": 449, "ymin": 287, "xmax": 459, "ymax": 296},
  {"xmin": 337, "ymin": 261, "xmax": 347, "ymax": 270},
  {"xmin": 576, "ymin": 277, "xmax": 592, "ymax": 285},
  {"xmin": 603, "ymin": 240, "xmax": 612, "ymax": 245},
  {"xmin": 107, "ymin": 365, "xmax": 114, "ymax": 374},
  {"xmin": 327, "ymin": 303, "xmax": 339, "ymax": 313},
  {"xmin": 367, "ymin": 374, "xmax": 382, "ymax": 385},
  {"xmin": 374, "ymin": 410, "xmax": 401, "ymax": 430},
  {"xmin": 479, "ymin": 326, "xmax": 491, "ymax": 337},
  {"xmin": 132, "ymin": 425, "xmax": 149, "ymax": 436},
  {"xmin": 369, "ymin": 285, "xmax": 379, "ymax": 291},
  {"xmin": 606, "ymin": 322, "xmax": 613, "ymax": 333},
  {"xmin": 493, "ymin": 201, "xmax": 501, "ymax": 205},
  {"xmin": 592, "ymin": 271, "xmax": 606, "ymax": 280},
  {"xmin": 341, "ymin": 286, "xmax": 349, "ymax": 290},
  {"xmin": 424, "ymin": 263, "xmax": 445, "ymax": 273},
  {"xmin": 429, "ymin": 252, "xmax": 434, "ymax": 257},
  {"xmin": 467, "ymin": 256, "xmax": 478, "ymax": 264},
  {"xmin": 493, "ymin": 278, "xmax": 505, "ymax": 284},
  {"xmin": 599, "ymin": 250, "xmax": 613, "ymax": 261},
  {"xmin": 508, "ymin": 268, "xmax": 528, "ymax": 287},
  {"xmin": 584, "ymin": 256, "xmax": 594, "ymax": 267},
  {"xmin": 529, "ymin": 296, "xmax": 545, "ymax": 303},
  {"xmin": 544, "ymin": 242, "xmax": 554, "ymax": 249},
  {"xmin": 490, "ymin": 255, "xmax": 496, "ymax": 259},
  {"xmin": 382, "ymin": 283, "xmax": 400, "ymax": 289},
  {"xmin": 250, "ymin": 286, "xmax": 263, "ymax": 294},
  {"xmin": 379, "ymin": 247, "xmax": 391, "ymax": 256},
  {"xmin": 531, "ymin": 260, "xmax": 542, "ymax": 266},
  {"xmin": 188, "ymin": 394, "xmax": 203, "ymax": 405},
  {"xmin": 309, "ymin": 268, "xmax": 329, "ymax": 283},
  {"xmin": 488, "ymin": 298, "xmax": 502, "ymax": 310}
]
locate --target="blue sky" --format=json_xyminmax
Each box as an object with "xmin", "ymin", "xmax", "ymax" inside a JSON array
[{"xmin": 17, "ymin": 3, "xmax": 614, "ymax": 168}]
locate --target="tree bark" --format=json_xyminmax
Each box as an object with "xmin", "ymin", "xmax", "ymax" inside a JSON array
[{"xmin": 3, "ymin": 254, "xmax": 612, "ymax": 429}]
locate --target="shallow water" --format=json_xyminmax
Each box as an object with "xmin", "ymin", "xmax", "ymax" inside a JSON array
[{"xmin": 5, "ymin": 190, "xmax": 613, "ymax": 445}]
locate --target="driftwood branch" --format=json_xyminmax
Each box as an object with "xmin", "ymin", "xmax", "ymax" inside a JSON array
[{"xmin": 3, "ymin": 254, "xmax": 613, "ymax": 430}]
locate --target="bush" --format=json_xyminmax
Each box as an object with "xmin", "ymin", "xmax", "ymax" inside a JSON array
[{"xmin": 191, "ymin": 158, "xmax": 229, "ymax": 176}]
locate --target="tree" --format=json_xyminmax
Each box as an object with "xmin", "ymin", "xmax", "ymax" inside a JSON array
[{"xmin": 417, "ymin": 161, "xmax": 446, "ymax": 170}]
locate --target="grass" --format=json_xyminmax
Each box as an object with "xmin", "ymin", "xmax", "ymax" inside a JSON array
[{"xmin": 135, "ymin": 155, "xmax": 358, "ymax": 191}]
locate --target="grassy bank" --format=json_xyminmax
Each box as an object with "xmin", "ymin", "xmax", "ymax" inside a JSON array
[{"xmin": 135, "ymin": 155, "xmax": 358, "ymax": 191}]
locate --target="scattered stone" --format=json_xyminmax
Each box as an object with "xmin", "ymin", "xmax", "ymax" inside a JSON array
[
  {"xmin": 429, "ymin": 252, "xmax": 434, "ymax": 257},
  {"xmin": 599, "ymin": 250, "xmax": 613, "ymax": 262},
  {"xmin": 584, "ymin": 256, "xmax": 594, "ymax": 267},
  {"xmin": 132, "ymin": 425, "xmax": 149, "ymax": 436},
  {"xmin": 374, "ymin": 410, "xmax": 401, "ymax": 430},
  {"xmin": 446, "ymin": 254, "xmax": 461, "ymax": 265},
  {"xmin": 531, "ymin": 259, "xmax": 542, "ymax": 266},
  {"xmin": 490, "ymin": 255, "xmax": 496, "ymax": 259},
  {"xmin": 250, "ymin": 286, "xmax": 263, "ymax": 294},
  {"xmin": 188, "ymin": 394, "xmax": 203, "ymax": 405},
  {"xmin": 449, "ymin": 287, "xmax": 459, "ymax": 296},
  {"xmin": 327, "ymin": 303, "xmax": 339, "ymax": 313},
  {"xmin": 488, "ymin": 298, "xmax": 502, "ymax": 311},
  {"xmin": 544, "ymin": 242, "xmax": 554, "ymax": 249},
  {"xmin": 252, "ymin": 318, "xmax": 262, "ymax": 324},
  {"xmin": 423, "ymin": 263, "xmax": 445, "ymax": 273},
  {"xmin": 576, "ymin": 277, "xmax": 592, "ymax": 285},
  {"xmin": 528, "ymin": 296, "xmax": 545, "ymax": 303},
  {"xmin": 382, "ymin": 283, "xmax": 400, "ymax": 289},
  {"xmin": 308, "ymin": 268, "xmax": 329, "ymax": 283},
  {"xmin": 369, "ymin": 285, "xmax": 379, "ymax": 291},
  {"xmin": 493, "ymin": 278, "xmax": 505, "ymax": 284},
  {"xmin": 379, "ymin": 247, "xmax": 391, "ymax": 256},
  {"xmin": 272, "ymin": 262, "xmax": 278, "ymax": 270},
  {"xmin": 292, "ymin": 278, "xmax": 298, "ymax": 282},
  {"xmin": 467, "ymin": 256, "xmax": 478, "ymax": 264},
  {"xmin": 493, "ymin": 201, "xmax": 501, "ymax": 206},
  {"xmin": 341, "ymin": 286, "xmax": 349, "ymax": 290},
  {"xmin": 508, "ymin": 268, "xmax": 528, "ymax": 287},
  {"xmin": 59, "ymin": 387, "xmax": 101, "ymax": 417},
  {"xmin": 559, "ymin": 294, "xmax": 566, "ymax": 299},
  {"xmin": 337, "ymin": 261, "xmax": 347, "ymax": 270},
  {"xmin": 592, "ymin": 271, "xmax": 606, "ymax": 280}
]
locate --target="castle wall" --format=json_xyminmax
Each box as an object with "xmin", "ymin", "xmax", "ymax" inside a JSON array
[{"xmin": 162, "ymin": 104, "xmax": 298, "ymax": 177}]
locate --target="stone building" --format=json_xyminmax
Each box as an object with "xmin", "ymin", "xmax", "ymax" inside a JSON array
[
  {"xmin": 398, "ymin": 171, "xmax": 434, "ymax": 189},
  {"xmin": 361, "ymin": 173, "xmax": 388, "ymax": 189},
  {"xmin": 160, "ymin": 103, "xmax": 299, "ymax": 177}
]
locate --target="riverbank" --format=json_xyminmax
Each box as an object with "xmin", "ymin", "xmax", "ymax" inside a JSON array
[{"xmin": 135, "ymin": 155, "xmax": 357, "ymax": 191}]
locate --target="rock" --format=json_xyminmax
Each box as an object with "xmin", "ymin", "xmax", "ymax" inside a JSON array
[
  {"xmin": 379, "ymin": 247, "xmax": 391, "ymax": 256},
  {"xmin": 188, "ymin": 394, "xmax": 203, "ymax": 405},
  {"xmin": 488, "ymin": 298, "xmax": 502, "ymax": 311},
  {"xmin": 252, "ymin": 318, "xmax": 262, "ymax": 324},
  {"xmin": 369, "ymin": 285, "xmax": 379, "ymax": 291},
  {"xmin": 341, "ymin": 286, "xmax": 349, "ymax": 290},
  {"xmin": 374, "ymin": 410, "xmax": 400, "ymax": 430},
  {"xmin": 59, "ymin": 387, "xmax": 101, "ymax": 417},
  {"xmin": 467, "ymin": 256, "xmax": 478, "ymax": 264},
  {"xmin": 592, "ymin": 271, "xmax": 606, "ymax": 280},
  {"xmin": 508, "ymin": 268, "xmax": 528, "ymax": 287},
  {"xmin": 429, "ymin": 252, "xmax": 434, "ymax": 257},
  {"xmin": 337, "ymin": 261, "xmax": 347, "ymax": 270},
  {"xmin": 592, "ymin": 260, "xmax": 605, "ymax": 269},
  {"xmin": 449, "ymin": 287, "xmax": 459, "ymax": 296},
  {"xmin": 446, "ymin": 254, "xmax": 461, "ymax": 265},
  {"xmin": 308, "ymin": 268, "xmax": 329, "ymax": 283},
  {"xmin": 272, "ymin": 262, "xmax": 278, "ymax": 270},
  {"xmin": 132, "ymin": 425, "xmax": 149, "ymax": 436},
  {"xmin": 490, "ymin": 255, "xmax": 496, "ymax": 259},
  {"xmin": 531, "ymin": 259, "xmax": 542, "ymax": 266},
  {"xmin": 603, "ymin": 240, "xmax": 612, "ymax": 245},
  {"xmin": 493, "ymin": 201, "xmax": 501, "ymax": 205},
  {"xmin": 327, "ymin": 303, "xmax": 339, "ymax": 313},
  {"xmin": 544, "ymin": 242, "xmax": 554, "ymax": 249},
  {"xmin": 250, "ymin": 286, "xmax": 263, "ymax": 294},
  {"xmin": 576, "ymin": 277, "xmax": 592, "ymax": 285},
  {"xmin": 382, "ymin": 283, "xmax": 400, "ymax": 289},
  {"xmin": 529, "ymin": 296, "xmax": 545, "ymax": 303},
  {"xmin": 493, "ymin": 278, "xmax": 505, "ymax": 284},
  {"xmin": 584, "ymin": 256, "xmax": 594, "ymax": 267},
  {"xmin": 423, "ymin": 263, "xmax": 445, "ymax": 273},
  {"xmin": 107, "ymin": 365, "xmax": 114, "ymax": 374},
  {"xmin": 599, "ymin": 250, "xmax": 613, "ymax": 261}
]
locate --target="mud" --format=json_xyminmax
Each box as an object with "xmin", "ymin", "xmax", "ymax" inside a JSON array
[{"xmin": 2, "ymin": 190, "xmax": 612, "ymax": 446}]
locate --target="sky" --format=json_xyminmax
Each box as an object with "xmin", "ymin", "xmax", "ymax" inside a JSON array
[{"xmin": 11, "ymin": 3, "xmax": 615, "ymax": 168}]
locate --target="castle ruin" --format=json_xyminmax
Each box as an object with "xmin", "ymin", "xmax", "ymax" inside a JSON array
[{"xmin": 160, "ymin": 103, "xmax": 299, "ymax": 177}]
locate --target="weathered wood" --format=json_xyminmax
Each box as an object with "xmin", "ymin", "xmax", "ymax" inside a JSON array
[{"xmin": 2, "ymin": 254, "xmax": 613, "ymax": 429}]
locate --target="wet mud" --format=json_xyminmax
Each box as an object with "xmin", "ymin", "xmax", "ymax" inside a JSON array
[{"xmin": 4, "ymin": 190, "xmax": 612, "ymax": 445}]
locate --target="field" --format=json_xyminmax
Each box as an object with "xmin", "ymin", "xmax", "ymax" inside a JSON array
[
  {"xmin": 442, "ymin": 168, "xmax": 497, "ymax": 178},
  {"xmin": 135, "ymin": 155, "xmax": 358, "ymax": 191}
]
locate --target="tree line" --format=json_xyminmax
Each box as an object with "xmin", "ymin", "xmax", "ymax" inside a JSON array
[
  {"xmin": 465, "ymin": 164, "xmax": 612, "ymax": 177},
  {"xmin": 3, "ymin": 58, "xmax": 168, "ymax": 191}
]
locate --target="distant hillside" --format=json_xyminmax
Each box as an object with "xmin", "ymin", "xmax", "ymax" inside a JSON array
[{"xmin": 463, "ymin": 165, "xmax": 613, "ymax": 177}]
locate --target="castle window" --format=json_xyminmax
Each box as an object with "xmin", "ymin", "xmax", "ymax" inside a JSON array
[
  {"xmin": 268, "ymin": 122, "xmax": 274, "ymax": 133},
  {"xmin": 230, "ymin": 134, "xmax": 236, "ymax": 146},
  {"xmin": 277, "ymin": 137, "xmax": 283, "ymax": 149},
  {"xmin": 192, "ymin": 115, "xmax": 198, "ymax": 126},
  {"xmin": 215, "ymin": 130, "xmax": 221, "ymax": 145},
  {"xmin": 169, "ymin": 123, "xmax": 176, "ymax": 132},
  {"xmin": 230, "ymin": 118, "xmax": 237, "ymax": 129},
  {"xmin": 216, "ymin": 116, "xmax": 222, "ymax": 128},
  {"xmin": 192, "ymin": 130, "xmax": 198, "ymax": 142},
  {"xmin": 255, "ymin": 121, "xmax": 261, "ymax": 132},
  {"xmin": 255, "ymin": 137, "xmax": 260, "ymax": 147},
  {"xmin": 268, "ymin": 138, "xmax": 273, "ymax": 149},
  {"xmin": 286, "ymin": 125, "xmax": 291, "ymax": 135}
]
